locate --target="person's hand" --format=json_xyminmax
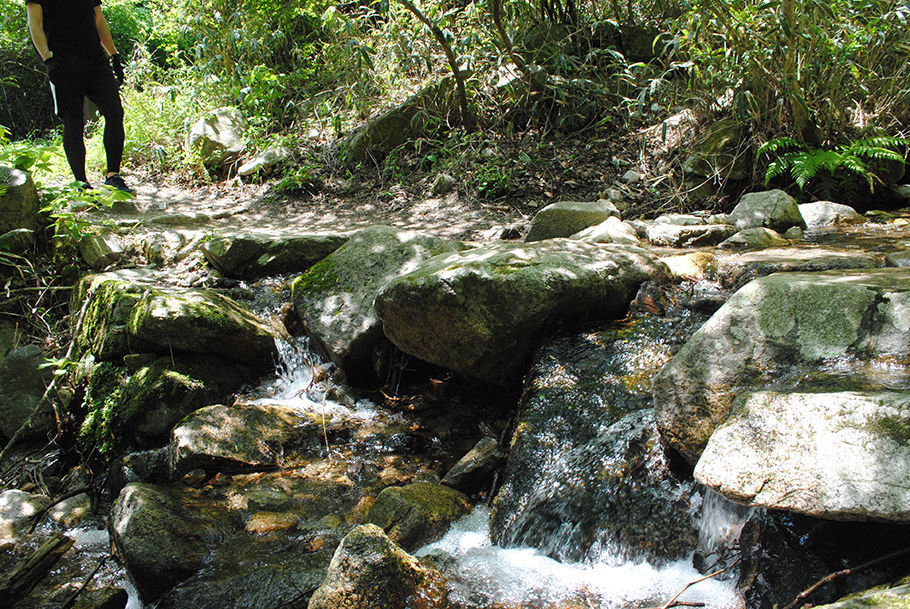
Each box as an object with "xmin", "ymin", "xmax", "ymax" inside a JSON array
[
  {"xmin": 111, "ymin": 53, "xmax": 124, "ymax": 87},
  {"xmin": 44, "ymin": 56, "xmax": 65, "ymax": 86}
]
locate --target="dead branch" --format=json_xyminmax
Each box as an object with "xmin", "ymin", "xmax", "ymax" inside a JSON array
[
  {"xmin": 651, "ymin": 559, "xmax": 741, "ymax": 609},
  {"xmin": 0, "ymin": 532, "xmax": 74, "ymax": 605},
  {"xmin": 780, "ymin": 547, "xmax": 910, "ymax": 609}
]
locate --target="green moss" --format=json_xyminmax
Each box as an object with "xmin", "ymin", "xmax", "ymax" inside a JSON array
[
  {"xmin": 80, "ymin": 361, "xmax": 129, "ymax": 457},
  {"xmin": 873, "ymin": 415, "xmax": 910, "ymax": 447},
  {"xmin": 292, "ymin": 258, "xmax": 341, "ymax": 295}
]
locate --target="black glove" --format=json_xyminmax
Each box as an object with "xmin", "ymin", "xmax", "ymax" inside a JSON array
[
  {"xmin": 44, "ymin": 56, "xmax": 65, "ymax": 86},
  {"xmin": 111, "ymin": 53, "xmax": 124, "ymax": 87}
]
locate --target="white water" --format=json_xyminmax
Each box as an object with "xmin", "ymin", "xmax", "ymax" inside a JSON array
[{"xmin": 418, "ymin": 507, "xmax": 742, "ymax": 609}]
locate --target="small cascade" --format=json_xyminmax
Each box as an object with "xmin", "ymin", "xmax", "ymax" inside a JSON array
[
  {"xmin": 419, "ymin": 507, "xmax": 741, "ymax": 609},
  {"xmin": 694, "ymin": 489, "xmax": 754, "ymax": 575}
]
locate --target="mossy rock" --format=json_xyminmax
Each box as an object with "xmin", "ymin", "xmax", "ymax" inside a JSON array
[
  {"xmin": 199, "ymin": 230, "xmax": 349, "ymax": 279},
  {"xmin": 291, "ymin": 225, "xmax": 467, "ymax": 378},
  {"xmin": 682, "ymin": 118, "xmax": 751, "ymax": 182},
  {"xmin": 80, "ymin": 355, "xmax": 253, "ymax": 455},
  {"xmin": 367, "ymin": 482, "xmax": 471, "ymax": 552}
]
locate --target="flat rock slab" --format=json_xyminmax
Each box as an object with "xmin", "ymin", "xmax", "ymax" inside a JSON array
[
  {"xmin": 646, "ymin": 223, "xmax": 737, "ymax": 247},
  {"xmin": 200, "ymin": 230, "xmax": 349, "ymax": 279},
  {"xmin": 375, "ymin": 240, "xmax": 667, "ymax": 384},
  {"xmin": 654, "ymin": 267, "xmax": 910, "ymax": 462},
  {"xmin": 714, "ymin": 246, "xmax": 882, "ymax": 290},
  {"xmin": 171, "ymin": 403, "xmax": 344, "ymax": 474},
  {"xmin": 695, "ymin": 391, "xmax": 910, "ymax": 522}
]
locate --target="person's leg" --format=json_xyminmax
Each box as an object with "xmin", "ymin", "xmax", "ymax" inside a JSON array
[
  {"xmin": 84, "ymin": 54, "xmax": 125, "ymax": 177},
  {"xmin": 51, "ymin": 57, "xmax": 90, "ymax": 184}
]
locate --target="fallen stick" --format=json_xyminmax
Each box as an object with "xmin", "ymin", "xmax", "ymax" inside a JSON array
[
  {"xmin": 0, "ymin": 532, "xmax": 74, "ymax": 605},
  {"xmin": 655, "ymin": 559, "xmax": 741, "ymax": 609},
  {"xmin": 780, "ymin": 546, "xmax": 910, "ymax": 609}
]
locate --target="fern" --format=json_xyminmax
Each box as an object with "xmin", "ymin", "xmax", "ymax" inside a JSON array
[{"xmin": 758, "ymin": 136, "xmax": 908, "ymax": 193}]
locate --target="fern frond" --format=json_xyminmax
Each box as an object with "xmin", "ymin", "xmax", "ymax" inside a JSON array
[
  {"xmin": 843, "ymin": 145, "xmax": 904, "ymax": 162},
  {"xmin": 790, "ymin": 150, "xmax": 840, "ymax": 189},
  {"xmin": 851, "ymin": 136, "xmax": 909, "ymax": 149},
  {"xmin": 764, "ymin": 159, "xmax": 788, "ymax": 184},
  {"xmin": 840, "ymin": 156, "xmax": 875, "ymax": 190},
  {"xmin": 756, "ymin": 136, "xmax": 803, "ymax": 158}
]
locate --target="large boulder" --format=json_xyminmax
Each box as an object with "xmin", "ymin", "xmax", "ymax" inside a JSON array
[
  {"xmin": 291, "ymin": 226, "xmax": 467, "ymax": 377},
  {"xmin": 127, "ymin": 289, "xmax": 280, "ymax": 368},
  {"xmin": 654, "ymin": 267, "xmax": 910, "ymax": 463},
  {"xmin": 307, "ymin": 524, "xmax": 448, "ymax": 609},
  {"xmin": 185, "ymin": 107, "xmax": 246, "ymax": 166},
  {"xmin": 375, "ymin": 240, "xmax": 667, "ymax": 385},
  {"xmin": 0, "ymin": 345, "xmax": 55, "ymax": 439},
  {"xmin": 695, "ymin": 390, "xmax": 910, "ymax": 521},
  {"xmin": 0, "ymin": 166, "xmax": 39, "ymax": 251},
  {"xmin": 366, "ymin": 483, "xmax": 471, "ymax": 552},
  {"xmin": 812, "ymin": 581, "xmax": 910, "ymax": 609},
  {"xmin": 727, "ymin": 189, "xmax": 806, "ymax": 232},
  {"xmin": 490, "ymin": 314, "xmax": 708, "ymax": 564},
  {"xmin": 73, "ymin": 271, "xmax": 281, "ymax": 370},
  {"xmin": 199, "ymin": 230, "xmax": 348, "ymax": 279},
  {"xmin": 524, "ymin": 199, "xmax": 620, "ymax": 242}
]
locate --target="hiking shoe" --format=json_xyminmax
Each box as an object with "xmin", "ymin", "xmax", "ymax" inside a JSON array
[
  {"xmin": 103, "ymin": 174, "xmax": 135, "ymax": 195},
  {"xmin": 76, "ymin": 181, "xmax": 93, "ymax": 191}
]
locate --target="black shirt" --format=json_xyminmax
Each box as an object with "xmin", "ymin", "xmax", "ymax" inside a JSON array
[{"xmin": 26, "ymin": 0, "xmax": 104, "ymax": 57}]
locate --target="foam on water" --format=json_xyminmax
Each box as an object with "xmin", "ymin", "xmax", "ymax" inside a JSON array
[{"xmin": 418, "ymin": 507, "xmax": 741, "ymax": 609}]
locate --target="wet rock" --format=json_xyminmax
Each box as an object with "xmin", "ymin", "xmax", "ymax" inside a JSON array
[
  {"xmin": 375, "ymin": 240, "xmax": 667, "ymax": 385},
  {"xmin": 728, "ymin": 189, "xmax": 806, "ymax": 232},
  {"xmin": 199, "ymin": 230, "xmax": 348, "ymax": 279},
  {"xmin": 646, "ymin": 223, "xmax": 737, "ymax": 247},
  {"xmin": 237, "ymin": 145, "xmax": 290, "ymax": 177},
  {"xmin": 524, "ymin": 199, "xmax": 620, "ymax": 242},
  {"xmin": 291, "ymin": 225, "xmax": 467, "ymax": 379},
  {"xmin": 696, "ymin": 390, "xmax": 910, "ymax": 521},
  {"xmin": 719, "ymin": 227, "xmax": 787, "ymax": 250},
  {"xmin": 0, "ymin": 166, "xmax": 39, "ymax": 251},
  {"xmin": 491, "ymin": 315, "xmax": 707, "ymax": 563},
  {"xmin": 155, "ymin": 540, "xmax": 333, "ymax": 609},
  {"xmin": 171, "ymin": 402, "xmax": 340, "ymax": 475},
  {"xmin": 441, "ymin": 437, "xmax": 505, "ymax": 494},
  {"xmin": 185, "ymin": 107, "xmax": 246, "ymax": 167},
  {"xmin": 0, "ymin": 490, "xmax": 50, "ymax": 543},
  {"xmin": 0, "ymin": 344, "xmax": 55, "ymax": 439},
  {"xmin": 78, "ymin": 231, "xmax": 123, "ymax": 270},
  {"xmin": 110, "ymin": 483, "xmax": 230, "ymax": 603},
  {"xmin": 571, "ymin": 216, "xmax": 641, "ymax": 245},
  {"xmin": 886, "ymin": 250, "xmax": 910, "ymax": 267},
  {"xmin": 659, "ymin": 251, "xmax": 716, "ymax": 281},
  {"xmin": 654, "ymin": 268, "xmax": 910, "ymax": 463},
  {"xmin": 682, "ymin": 118, "xmax": 750, "ymax": 182},
  {"xmin": 48, "ymin": 492, "xmax": 93, "ymax": 527},
  {"xmin": 82, "ymin": 355, "xmax": 254, "ymax": 451},
  {"xmin": 308, "ymin": 524, "xmax": 448, "ymax": 609},
  {"xmin": 493, "ymin": 409, "xmax": 699, "ymax": 564},
  {"xmin": 714, "ymin": 246, "xmax": 882, "ymax": 290},
  {"xmin": 367, "ymin": 482, "xmax": 471, "ymax": 552},
  {"xmin": 799, "ymin": 201, "xmax": 865, "ymax": 228}
]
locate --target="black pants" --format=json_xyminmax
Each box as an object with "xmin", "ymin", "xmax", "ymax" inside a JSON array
[{"xmin": 50, "ymin": 53, "xmax": 124, "ymax": 183}]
